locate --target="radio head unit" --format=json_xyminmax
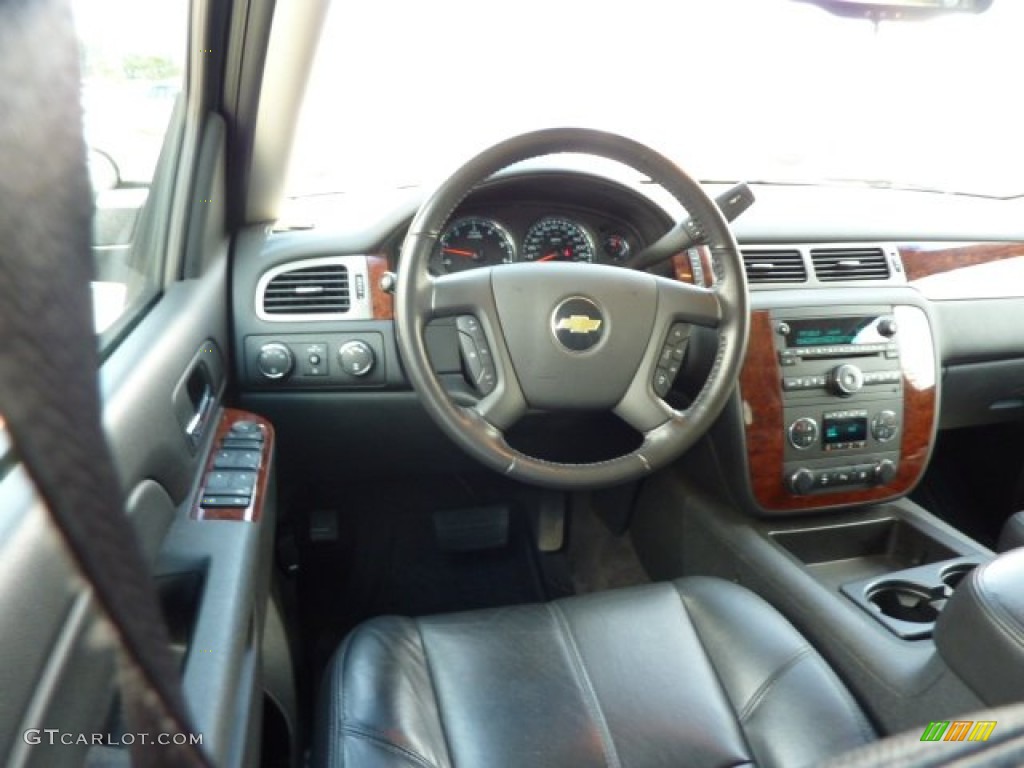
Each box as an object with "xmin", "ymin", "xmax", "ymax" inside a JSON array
[{"xmin": 779, "ymin": 313, "xmax": 898, "ymax": 363}]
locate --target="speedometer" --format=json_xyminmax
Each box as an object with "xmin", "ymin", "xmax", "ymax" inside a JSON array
[
  {"xmin": 432, "ymin": 217, "xmax": 516, "ymax": 274},
  {"xmin": 521, "ymin": 217, "xmax": 595, "ymax": 263}
]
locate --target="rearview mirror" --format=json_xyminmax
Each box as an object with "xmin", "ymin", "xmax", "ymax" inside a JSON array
[{"xmin": 795, "ymin": 0, "xmax": 992, "ymax": 20}]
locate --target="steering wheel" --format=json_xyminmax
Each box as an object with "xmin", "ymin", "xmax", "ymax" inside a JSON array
[{"xmin": 396, "ymin": 128, "xmax": 749, "ymax": 489}]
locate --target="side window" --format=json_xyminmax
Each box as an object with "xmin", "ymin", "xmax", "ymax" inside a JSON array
[{"xmin": 73, "ymin": 0, "xmax": 189, "ymax": 342}]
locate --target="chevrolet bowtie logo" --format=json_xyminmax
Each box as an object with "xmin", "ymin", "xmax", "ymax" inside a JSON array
[{"xmin": 554, "ymin": 315, "xmax": 602, "ymax": 334}]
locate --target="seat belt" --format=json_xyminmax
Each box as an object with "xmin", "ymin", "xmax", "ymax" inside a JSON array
[{"xmin": 0, "ymin": 1, "xmax": 209, "ymax": 766}]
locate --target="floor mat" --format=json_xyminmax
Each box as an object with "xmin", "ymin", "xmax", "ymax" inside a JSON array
[{"xmin": 295, "ymin": 474, "xmax": 555, "ymax": 682}]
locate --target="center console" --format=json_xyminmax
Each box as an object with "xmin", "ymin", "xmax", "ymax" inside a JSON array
[{"xmin": 739, "ymin": 303, "xmax": 938, "ymax": 514}]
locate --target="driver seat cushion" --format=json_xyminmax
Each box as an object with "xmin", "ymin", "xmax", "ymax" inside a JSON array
[{"xmin": 314, "ymin": 577, "xmax": 876, "ymax": 768}]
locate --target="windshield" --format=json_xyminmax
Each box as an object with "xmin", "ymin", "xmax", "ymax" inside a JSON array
[{"xmin": 286, "ymin": 0, "xmax": 1023, "ymax": 199}]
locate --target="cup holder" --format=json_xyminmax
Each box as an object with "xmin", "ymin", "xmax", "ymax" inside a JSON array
[
  {"xmin": 866, "ymin": 581, "xmax": 943, "ymax": 624},
  {"xmin": 941, "ymin": 563, "xmax": 976, "ymax": 591}
]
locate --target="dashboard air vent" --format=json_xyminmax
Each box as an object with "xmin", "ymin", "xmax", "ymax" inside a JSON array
[
  {"xmin": 811, "ymin": 247, "xmax": 890, "ymax": 282},
  {"xmin": 741, "ymin": 249, "xmax": 808, "ymax": 284},
  {"xmin": 262, "ymin": 264, "xmax": 351, "ymax": 316}
]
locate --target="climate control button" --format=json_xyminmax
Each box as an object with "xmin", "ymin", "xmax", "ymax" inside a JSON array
[
  {"xmin": 788, "ymin": 417, "xmax": 819, "ymax": 450},
  {"xmin": 871, "ymin": 410, "xmax": 899, "ymax": 442}
]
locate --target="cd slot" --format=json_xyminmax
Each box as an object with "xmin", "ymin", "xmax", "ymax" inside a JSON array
[{"xmin": 780, "ymin": 342, "xmax": 898, "ymax": 365}]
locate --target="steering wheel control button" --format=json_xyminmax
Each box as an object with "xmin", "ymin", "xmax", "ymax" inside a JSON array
[
  {"xmin": 787, "ymin": 417, "xmax": 819, "ymax": 450},
  {"xmin": 338, "ymin": 340, "xmax": 375, "ymax": 377},
  {"xmin": 456, "ymin": 316, "xmax": 498, "ymax": 395},
  {"xmin": 653, "ymin": 369, "xmax": 675, "ymax": 398},
  {"xmin": 456, "ymin": 315, "xmax": 482, "ymax": 335},
  {"xmin": 458, "ymin": 333, "xmax": 484, "ymax": 379},
  {"xmin": 667, "ymin": 323, "xmax": 689, "ymax": 345},
  {"xmin": 652, "ymin": 324, "xmax": 691, "ymax": 399},
  {"xmin": 551, "ymin": 297, "xmax": 605, "ymax": 353},
  {"xmin": 871, "ymin": 410, "xmax": 899, "ymax": 442},
  {"xmin": 256, "ymin": 342, "xmax": 294, "ymax": 380},
  {"xmin": 478, "ymin": 365, "xmax": 497, "ymax": 395}
]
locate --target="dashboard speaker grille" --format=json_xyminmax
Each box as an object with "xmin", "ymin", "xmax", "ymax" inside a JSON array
[
  {"xmin": 811, "ymin": 247, "xmax": 890, "ymax": 281},
  {"xmin": 741, "ymin": 249, "xmax": 808, "ymax": 284},
  {"xmin": 262, "ymin": 264, "xmax": 351, "ymax": 315}
]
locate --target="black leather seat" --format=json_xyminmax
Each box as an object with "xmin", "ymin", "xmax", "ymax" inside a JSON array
[{"xmin": 315, "ymin": 577, "xmax": 876, "ymax": 767}]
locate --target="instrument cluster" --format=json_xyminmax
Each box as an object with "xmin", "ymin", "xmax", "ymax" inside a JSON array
[{"xmin": 428, "ymin": 212, "xmax": 639, "ymax": 275}]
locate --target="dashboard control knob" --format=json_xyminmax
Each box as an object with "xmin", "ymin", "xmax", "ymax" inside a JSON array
[
  {"xmin": 788, "ymin": 417, "xmax": 819, "ymax": 450},
  {"xmin": 776, "ymin": 322, "xmax": 791, "ymax": 336},
  {"xmin": 339, "ymin": 340, "xmax": 375, "ymax": 377},
  {"xmin": 870, "ymin": 410, "xmax": 899, "ymax": 442},
  {"xmin": 256, "ymin": 342, "xmax": 294, "ymax": 380},
  {"xmin": 877, "ymin": 317, "xmax": 898, "ymax": 337},
  {"xmin": 874, "ymin": 459, "xmax": 897, "ymax": 485},
  {"xmin": 788, "ymin": 468, "xmax": 815, "ymax": 495},
  {"xmin": 831, "ymin": 364, "xmax": 864, "ymax": 397}
]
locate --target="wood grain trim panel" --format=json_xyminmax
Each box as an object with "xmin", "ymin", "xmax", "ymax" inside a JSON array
[
  {"xmin": 366, "ymin": 254, "xmax": 394, "ymax": 320},
  {"xmin": 672, "ymin": 252, "xmax": 695, "ymax": 284},
  {"xmin": 191, "ymin": 409, "xmax": 274, "ymax": 522},
  {"xmin": 739, "ymin": 306, "xmax": 936, "ymax": 513},
  {"xmin": 899, "ymin": 242, "xmax": 1024, "ymax": 282},
  {"xmin": 671, "ymin": 246, "xmax": 713, "ymax": 286}
]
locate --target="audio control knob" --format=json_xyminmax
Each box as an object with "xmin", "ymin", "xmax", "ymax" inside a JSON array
[
  {"xmin": 831, "ymin": 363, "xmax": 864, "ymax": 397},
  {"xmin": 339, "ymin": 340, "xmax": 375, "ymax": 377},
  {"xmin": 874, "ymin": 459, "xmax": 897, "ymax": 485},
  {"xmin": 788, "ymin": 468, "xmax": 815, "ymax": 495},
  {"xmin": 877, "ymin": 317, "xmax": 898, "ymax": 337},
  {"xmin": 256, "ymin": 342, "xmax": 294, "ymax": 380}
]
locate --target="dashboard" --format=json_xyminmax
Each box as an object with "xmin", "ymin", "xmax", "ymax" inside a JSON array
[{"xmin": 233, "ymin": 165, "xmax": 1024, "ymax": 516}]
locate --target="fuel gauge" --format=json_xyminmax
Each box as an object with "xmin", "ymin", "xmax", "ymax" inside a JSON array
[{"xmin": 602, "ymin": 233, "xmax": 631, "ymax": 262}]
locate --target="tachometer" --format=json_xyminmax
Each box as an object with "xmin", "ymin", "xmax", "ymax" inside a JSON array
[
  {"xmin": 432, "ymin": 217, "xmax": 516, "ymax": 274},
  {"xmin": 521, "ymin": 217, "xmax": 595, "ymax": 263}
]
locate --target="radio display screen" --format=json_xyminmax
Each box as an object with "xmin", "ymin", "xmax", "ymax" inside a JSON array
[
  {"xmin": 823, "ymin": 415, "xmax": 868, "ymax": 445},
  {"xmin": 784, "ymin": 317, "xmax": 884, "ymax": 348}
]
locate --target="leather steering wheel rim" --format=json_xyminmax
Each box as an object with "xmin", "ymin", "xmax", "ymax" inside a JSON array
[{"xmin": 395, "ymin": 128, "xmax": 749, "ymax": 489}]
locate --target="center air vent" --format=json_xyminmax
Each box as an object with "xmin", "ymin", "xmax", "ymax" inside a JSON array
[
  {"xmin": 741, "ymin": 249, "xmax": 808, "ymax": 284},
  {"xmin": 256, "ymin": 255, "xmax": 373, "ymax": 322},
  {"xmin": 811, "ymin": 247, "xmax": 890, "ymax": 282}
]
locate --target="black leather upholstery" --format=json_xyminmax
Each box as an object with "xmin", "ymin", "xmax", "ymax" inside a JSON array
[
  {"xmin": 315, "ymin": 577, "xmax": 876, "ymax": 768},
  {"xmin": 935, "ymin": 549, "xmax": 1024, "ymax": 707},
  {"xmin": 998, "ymin": 511, "xmax": 1024, "ymax": 552}
]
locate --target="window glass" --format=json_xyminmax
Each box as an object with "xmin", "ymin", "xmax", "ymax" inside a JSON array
[
  {"xmin": 287, "ymin": 0, "xmax": 1024, "ymax": 202},
  {"xmin": 72, "ymin": 0, "xmax": 188, "ymax": 338}
]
